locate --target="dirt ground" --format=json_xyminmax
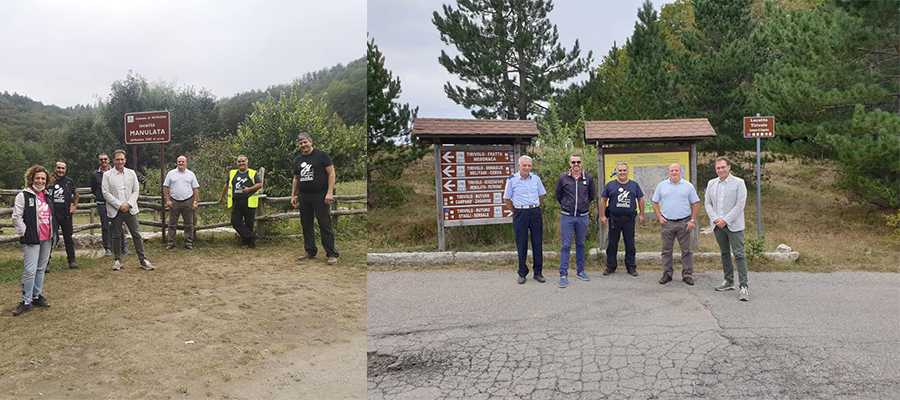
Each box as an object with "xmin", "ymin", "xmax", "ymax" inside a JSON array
[{"xmin": 0, "ymin": 238, "xmax": 366, "ymax": 400}]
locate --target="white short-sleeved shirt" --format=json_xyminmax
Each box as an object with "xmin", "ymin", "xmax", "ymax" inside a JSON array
[{"xmin": 163, "ymin": 168, "xmax": 200, "ymax": 201}]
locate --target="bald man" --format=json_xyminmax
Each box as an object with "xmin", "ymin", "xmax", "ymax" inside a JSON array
[
  {"xmin": 651, "ymin": 163, "xmax": 700, "ymax": 286},
  {"xmin": 163, "ymin": 155, "xmax": 200, "ymax": 250}
]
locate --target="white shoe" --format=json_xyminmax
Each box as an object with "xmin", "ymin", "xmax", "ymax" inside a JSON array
[
  {"xmin": 140, "ymin": 259, "xmax": 155, "ymax": 271},
  {"xmin": 738, "ymin": 287, "xmax": 750, "ymax": 301},
  {"xmin": 112, "ymin": 260, "xmax": 123, "ymax": 271}
]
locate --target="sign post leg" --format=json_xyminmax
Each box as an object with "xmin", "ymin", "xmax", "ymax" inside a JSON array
[
  {"xmin": 160, "ymin": 144, "xmax": 166, "ymax": 243},
  {"xmin": 755, "ymin": 137, "xmax": 763, "ymax": 239},
  {"xmin": 597, "ymin": 143, "xmax": 605, "ymax": 260},
  {"xmin": 435, "ymin": 143, "xmax": 446, "ymax": 251}
]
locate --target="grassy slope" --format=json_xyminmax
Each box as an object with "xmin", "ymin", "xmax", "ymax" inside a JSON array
[{"xmin": 369, "ymin": 153, "xmax": 899, "ymax": 272}]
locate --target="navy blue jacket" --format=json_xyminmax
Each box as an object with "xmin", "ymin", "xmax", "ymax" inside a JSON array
[{"xmin": 555, "ymin": 172, "xmax": 596, "ymax": 217}]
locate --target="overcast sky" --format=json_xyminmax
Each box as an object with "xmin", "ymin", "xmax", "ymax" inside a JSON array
[
  {"xmin": 369, "ymin": 0, "xmax": 673, "ymax": 118},
  {"xmin": 0, "ymin": 0, "xmax": 365, "ymax": 107}
]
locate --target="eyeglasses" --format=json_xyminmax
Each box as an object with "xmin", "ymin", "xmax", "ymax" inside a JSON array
[{"xmin": 570, "ymin": 161, "xmax": 581, "ymax": 164}]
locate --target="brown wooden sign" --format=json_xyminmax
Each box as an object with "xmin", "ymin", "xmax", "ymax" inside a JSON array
[
  {"xmin": 441, "ymin": 150, "xmax": 512, "ymax": 164},
  {"xmin": 743, "ymin": 116, "xmax": 775, "ymax": 138},
  {"xmin": 124, "ymin": 110, "xmax": 172, "ymax": 144},
  {"xmin": 440, "ymin": 164, "xmax": 512, "ymax": 178},
  {"xmin": 442, "ymin": 191, "xmax": 504, "ymax": 207},
  {"xmin": 441, "ymin": 177, "xmax": 507, "ymax": 193},
  {"xmin": 443, "ymin": 205, "xmax": 513, "ymax": 221}
]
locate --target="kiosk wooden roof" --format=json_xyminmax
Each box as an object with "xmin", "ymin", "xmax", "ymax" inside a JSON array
[
  {"xmin": 585, "ymin": 118, "xmax": 716, "ymax": 143},
  {"xmin": 412, "ymin": 118, "xmax": 538, "ymax": 144}
]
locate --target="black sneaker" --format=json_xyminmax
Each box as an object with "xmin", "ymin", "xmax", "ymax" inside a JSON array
[
  {"xmin": 602, "ymin": 269, "xmax": 614, "ymax": 276},
  {"xmin": 516, "ymin": 276, "xmax": 526, "ymax": 284},
  {"xmin": 12, "ymin": 302, "xmax": 32, "ymax": 316},
  {"xmin": 627, "ymin": 269, "xmax": 639, "ymax": 277},
  {"xmin": 659, "ymin": 274, "xmax": 673, "ymax": 284},
  {"xmin": 683, "ymin": 276, "xmax": 695, "ymax": 286},
  {"xmin": 533, "ymin": 275, "xmax": 546, "ymax": 283},
  {"xmin": 32, "ymin": 295, "xmax": 50, "ymax": 308}
]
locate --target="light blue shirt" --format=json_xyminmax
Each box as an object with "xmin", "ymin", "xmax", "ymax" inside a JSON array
[
  {"xmin": 503, "ymin": 172, "xmax": 546, "ymax": 208},
  {"xmin": 651, "ymin": 178, "xmax": 700, "ymax": 220}
]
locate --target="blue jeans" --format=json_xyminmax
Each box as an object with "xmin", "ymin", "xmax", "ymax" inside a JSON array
[
  {"xmin": 559, "ymin": 214, "xmax": 588, "ymax": 276},
  {"xmin": 21, "ymin": 241, "xmax": 51, "ymax": 304}
]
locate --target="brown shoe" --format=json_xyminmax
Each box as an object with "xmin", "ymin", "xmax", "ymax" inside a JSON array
[
  {"xmin": 683, "ymin": 276, "xmax": 695, "ymax": 286},
  {"xmin": 12, "ymin": 302, "xmax": 32, "ymax": 316},
  {"xmin": 659, "ymin": 274, "xmax": 673, "ymax": 284}
]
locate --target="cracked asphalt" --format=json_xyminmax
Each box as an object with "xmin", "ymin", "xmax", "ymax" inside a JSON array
[{"xmin": 368, "ymin": 271, "xmax": 900, "ymax": 400}]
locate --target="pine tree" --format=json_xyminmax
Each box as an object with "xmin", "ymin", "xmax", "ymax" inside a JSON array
[
  {"xmin": 432, "ymin": 0, "xmax": 591, "ymax": 119},
  {"xmin": 622, "ymin": 0, "xmax": 678, "ymax": 119},
  {"xmin": 366, "ymin": 37, "xmax": 422, "ymax": 184}
]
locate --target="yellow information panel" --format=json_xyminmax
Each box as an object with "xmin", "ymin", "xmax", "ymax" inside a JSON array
[{"xmin": 602, "ymin": 151, "xmax": 690, "ymax": 213}]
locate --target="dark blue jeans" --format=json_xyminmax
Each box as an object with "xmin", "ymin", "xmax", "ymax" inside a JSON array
[
  {"xmin": 606, "ymin": 215, "xmax": 636, "ymax": 272},
  {"xmin": 513, "ymin": 207, "xmax": 543, "ymax": 277},
  {"xmin": 559, "ymin": 214, "xmax": 588, "ymax": 276}
]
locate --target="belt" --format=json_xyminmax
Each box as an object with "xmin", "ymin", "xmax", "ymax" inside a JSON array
[
  {"xmin": 514, "ymin": 204, "xmax": 540, "ymax": 210},
  {"xmin": 173, "ymin": 196, "xmax": 194, "ymax": 202},
  {"xmin": 665, "ymin": 215, "xmax": 691, "ymax": 222},
  {"xmin": 560, "ymin": 210, "xmax": 589, "ymax": 217}
]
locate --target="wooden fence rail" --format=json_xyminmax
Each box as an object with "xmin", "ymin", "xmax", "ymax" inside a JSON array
[{"xmin": 0, "ymin": 188, "xmax": 366, "ymax": 244}]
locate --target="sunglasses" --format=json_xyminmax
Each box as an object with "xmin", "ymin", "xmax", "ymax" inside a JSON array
[{"xmin": 570, "ymin": 161, "xmax": 581, "ymax": 164}]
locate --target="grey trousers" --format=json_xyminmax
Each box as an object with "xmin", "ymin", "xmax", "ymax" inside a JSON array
[
  {"xmin": 714, "ymin": 227, "xmax": 748, "ymax": 287},
  {"xmin": 111, "ymin": 211, "xmax": 146, "ymax": 262},
  {"xmin": 661, "ymin": 219, "xmax": 693, "ymax": 277},
  {"xmin": 167, "ymin": 198, "xmax": 195, "ymax": 246}
]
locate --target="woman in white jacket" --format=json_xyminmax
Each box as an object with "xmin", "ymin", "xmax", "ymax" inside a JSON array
[{"xmin": 11, "ymin": 165, "xmax": 56, "ymax": 316}]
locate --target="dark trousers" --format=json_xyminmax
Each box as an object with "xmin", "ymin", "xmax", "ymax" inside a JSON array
[
  {"xmin": 97, "ymin": 203, "xmax": 127, "ymax": 252},
  {"xmin": 111, "ymin": 211, "xmax": 146, "ymax": 262},
  {"xmin": 231, "ymin": 196, "xmax": 256, "ymax": 244},
  {"xmin": 513, "ymin": 207, "xmax": 543, "ymax": 277},
  {"xmin": 606, "ymin": 215, "xmax": 636, "ymax": 272},
  {"xmin": 52, "ymin": 208, "xmax": 76, "ymax": 264},
  {"xmin": 299, "ymin": 192, "xmax": 338, "ymax": 258},
  {"xmin": 167, "ymin": 197, "xmax": 195, "ymax": 246}
]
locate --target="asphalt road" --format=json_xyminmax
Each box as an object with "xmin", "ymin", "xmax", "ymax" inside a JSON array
[{"xmin": 368, "ymin": 270, "xmax": 900, "ymax": 400}]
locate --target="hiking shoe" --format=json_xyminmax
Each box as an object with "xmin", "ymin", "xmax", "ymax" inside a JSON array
[
  {"xmin": 112, "ymin": 260, "xmax": 123, "ymax": 271},
  {"xmin": 184, "ymin": 244, "xmax": 193, "ymax": 250},
  {"xmin": 739, "ymin": 287, "xmax": 750, "ymax": 301},
  {"xmin": 659, "ymin": 274, "xmax": 672, "ymax": 284},
  {"xmin": 68, "ymin": 261, "xmax": 78, "ymax": 269},
  {"xmin": 296, "ymin": 254, "xmax": 316, "ymax": 262},
  {"xmin": 516, "ymin": 275, "xmax": 526, "ymax": 285},
  {"xmin": 140, "ymin": 259, "xmax": 155, "ymax": 271},
  {"xmin": 627, "ymin": 269, "xmax": 639, "ymax": 277},
  {"xmin": 602, "ymin": 268, "xmax": 615, "ymax": 276},
  {"xmin": 683, "ymin": 276, "xmax": 695, "ymax": 286},
  {"xmin": 12, "ymin": 302, "xmax": 32, "ymax": 316},
  {"xmin": 104, "ymin": 249, "xmax": 113, "ymax": 257},
  {"xmin": 327, "ymin": 257, "xmax": 338, "ymax": 265},
  {"xmin": 715, "ymin": 281, "xmax": 736, "ymax": 292},
  {"xmin": 576, "ymin": 271, "xmax": 590, "ymax": 281},
  {"xmin": 166, "ymin": 243, "xmax": 176, "ymax": 250},
  {"xmin": 559, "ymin": 276, "xmax": 569, "ymax": 288},
  {"xmin": 533, "ymin": 275, "xmax": 546, "ymax": 283},
  {"xmin": 32, "ymin": 295, "xmax": 49, "ymax": 308}
]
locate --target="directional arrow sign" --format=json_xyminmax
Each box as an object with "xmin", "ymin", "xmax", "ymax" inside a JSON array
[
  {"xmin": 443, "ymin": 205, "xmax": 513, "ymax": 221},
  {"xmin": 440, "ymin": 150, "xmax": 512, "ymax": 164},
  {"xmin": 442, "ymin": 192, "xmax": 503, "ymax": 206},
  {"xmin": 441, "ymin": 164, "xmax": 511, "ymax": 178}
]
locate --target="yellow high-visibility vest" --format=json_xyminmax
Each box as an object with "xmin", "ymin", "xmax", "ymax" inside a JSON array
[{"xmin": 227, "ymin": 168, "xmax": 259, "ymax": 208}]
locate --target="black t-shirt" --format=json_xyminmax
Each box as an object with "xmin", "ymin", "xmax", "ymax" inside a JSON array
[
  {"xmin": 51, "ymin": 175, "xmax": 76, "ymax": 211},
  {"xmin": 232, "ymin": 170, "xmax": 255, "ymax": 199},
  {"xmin": 292, "ymin": 149, "xmax": 333, "ymax": 194},
  {"xmin": 601, "ymin": 179, "xmax": 644, "ymax": 217}
]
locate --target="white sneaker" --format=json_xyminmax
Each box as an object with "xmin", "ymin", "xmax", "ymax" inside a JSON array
[
  {"xmin": 140, "ymin": 259, "xmax": 155, "ymax": 271},
  {"xmin": 112, "ymin": 260, "xmax": 123, "ymax": 271},
  {"xmin": 739, "ymin": 287, "xmax": 750, "ymax": 301}
]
